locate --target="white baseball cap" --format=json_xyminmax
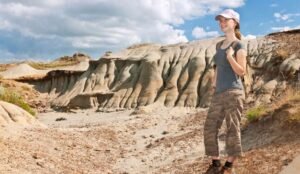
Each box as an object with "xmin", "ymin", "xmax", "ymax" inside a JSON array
[{"xmin": 215, "ymin": 9, "xmax": 240, "ymax": 24}]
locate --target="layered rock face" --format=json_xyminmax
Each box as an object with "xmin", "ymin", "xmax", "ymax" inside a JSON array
[{"xmin": 24, "ymin": 31, "xmax": 300, "ymax": 110}]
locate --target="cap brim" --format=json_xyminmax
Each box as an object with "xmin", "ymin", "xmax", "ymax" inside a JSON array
[
  {"xmin": 215, "ymin": 14, "xmax": 232, "ymax": 21},
  {"xmin": 215, "ymin": 14, "xmax": 240, "ymax": 24}
]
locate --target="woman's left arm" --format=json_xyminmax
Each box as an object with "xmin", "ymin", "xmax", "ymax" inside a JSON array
[{"xmin": 226, "ymin": 47, "xmax": 247, "ymax": 76}]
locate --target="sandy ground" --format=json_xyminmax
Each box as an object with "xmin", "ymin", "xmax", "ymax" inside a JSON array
[
  {"xmin": 0, "ymin": 103, "xmax": 299, "ymax": 174},
  {"xmin": 37, "ymin": 105, "xmax": 212, "ymax": 173}
]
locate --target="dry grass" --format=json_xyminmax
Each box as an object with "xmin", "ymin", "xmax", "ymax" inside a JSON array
[
  {"xmin": 28, "ymin": 59, "xmax": 80, "ymax": 70},
  {"xmin": 0, "ymin": 67, "xmax": 6, "ymax": 72},
  {"xmin": 127, "ymin": 43, "xmax": 156, "ymax": 49},
  {"xmin": 289, "ymin": 108, "xmax": 300, "ymax": 122},
  {"xmin": 0, "ymin": 85, "xmax": 36, "ymax": 116},
  {"xmin": 273, "ymin": 48, "xmax": 290, "ymax": 60},
  {"xmin": 268, "ymin": 29, "xmax": 300, "ymax": 57},
  {"xmin": 272, "ymin": 86, "xmax": 300, "ymax": 107},
  {"xmin": 1, "ymin": 53, "xmax": 89, "ymax": 71},
  {"xmin": 246, "ymin": 87, "xmax": 300, "ymax": 123},
  {"xmin": 0, "ymin": 64, "xmax": 17, "ymax": 72},
  {"xmin": 0, "ymin": 79, "xmax": 47, "ymax": 114},
  {"xmin": 27, "ymin": 53, "xmax": 90, "ymax": 70}
]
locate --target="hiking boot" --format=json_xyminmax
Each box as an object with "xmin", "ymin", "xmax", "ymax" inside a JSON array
[
  {"xmin": 220, "ymin": 166, "xmax": 235, "ymax": 174},
  {"xmin": 204, "ymin": 164, "xmax": 222, "ymax": 174}
]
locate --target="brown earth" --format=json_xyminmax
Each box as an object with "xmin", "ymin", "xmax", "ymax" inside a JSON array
[
  {"xmin": 0, "ymin": 79, "xmax": 49, "ymax": 113},
  {"xmin": 0, "ymin": 98, "xmax": 299, "ymax": 173}
]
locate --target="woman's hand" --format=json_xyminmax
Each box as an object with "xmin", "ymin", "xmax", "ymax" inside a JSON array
[
  {"xmin": 226, "ymin": 46, "xmax": 234, "ymax": 59},
  {"xmin": 226, "ymin": 47, "xmax": 247, "ymax": 76}
]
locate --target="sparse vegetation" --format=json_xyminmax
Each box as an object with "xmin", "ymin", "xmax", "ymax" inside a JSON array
[
  {"xmin": 274, "ymin": 48, "xmax": 290, "ymax": 60},
  {"xmin": 27, "ymin": 54, "xmax": 89, "ymax": 70},
  {"xmin": 0, "ymin": 63, "xmax": 16, "ymax": 72},
  {"xmin": 246, "ymin": 87, "xmax": 300, "ymax": 123},
  {"xmin": 0, "ymin": 67, "xmax": 6, "ymax": 72},
  {"xmin": 268, "ymin": 29, "xmax": 300, "ymax": 63},
  {"xmin": 246, "ymin": 105, "xmax": 267, "ymax": 122},
  {"xmin": 289, "ymin": 108, "xmax": 300, "ymax": 122},
  {"xmin": 286, "ymin": 87, "xmax": 300, "ymax": 102},
  {"xmin": 21, "ymin": 85, "xmax": 31, "ymax": 91},
  {"xmin": 0, "ymin": 79, "xmax": 47, "ymax": 113},
  {"xmin": 0, "ymin": 85, "xmax": 36, "ymax": 116},
  {"xmin": 127, "ymin": 43, "xmax": 155, "ymax": 49},
  {"xmin": 28, "ymin": 60, "xmax": 80, "ymax": 70}
]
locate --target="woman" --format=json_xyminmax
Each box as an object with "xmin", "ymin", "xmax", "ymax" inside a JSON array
[{"xmin": 204, "ymin": 9, "xmax": 247, "ymax": 174}]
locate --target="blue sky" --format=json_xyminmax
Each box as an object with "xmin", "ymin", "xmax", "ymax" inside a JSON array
[
  {"xmin": 183, "ymin": 0, "xmax": 300, "ymax": 40},
  {"xmin": 0, "ymin": 0, "xmax": 299, "ymax": 63}
]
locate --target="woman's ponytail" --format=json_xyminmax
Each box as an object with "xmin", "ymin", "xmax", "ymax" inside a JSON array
[{"xmin": 235, "ymin": 23, "xmax": 242, "ymax": 40}]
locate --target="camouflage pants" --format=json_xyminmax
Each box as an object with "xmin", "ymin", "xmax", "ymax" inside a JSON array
[{"xmin": 204, "ymin": 88, "xmax": 245, "ymax": 157}]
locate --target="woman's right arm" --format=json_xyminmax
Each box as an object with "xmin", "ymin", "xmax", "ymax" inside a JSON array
[{"xmin": 213, "ymin": 68, "xmax": 217, "ymax": 88}]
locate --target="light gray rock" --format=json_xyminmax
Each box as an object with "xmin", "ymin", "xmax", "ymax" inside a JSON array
[{"xmin": 21, "ymin": 34, "xmax": 300, "ymax": 109}]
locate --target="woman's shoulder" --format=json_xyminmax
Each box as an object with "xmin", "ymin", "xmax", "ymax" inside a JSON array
[
  {"xmin": 215, "ymin": 40, "xmax": 224, "ymax": 49},
  {"xmin": 233, "ymin": 40, "xmax": 245, "ymax": 51},
  {"xmin": 215, "ymin": 39, "xmax": 245, "ymax": 51}
]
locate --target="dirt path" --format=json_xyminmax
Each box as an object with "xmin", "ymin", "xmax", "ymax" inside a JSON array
[
  {"xmin": 0, "ymin": 104, "xmax": 299, "ymax": 173},
  {"xmin": 36, "ymin": 106, "xmax": 211, "ymax": 173},
  {"xmin": 0, "ymin": 125, "xmax": 121, "ymax": 173}
]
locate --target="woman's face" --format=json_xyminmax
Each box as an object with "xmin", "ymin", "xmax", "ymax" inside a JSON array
[{"xmin": 218, "ymin": 16, "xmax": 237, "ymax": 33}]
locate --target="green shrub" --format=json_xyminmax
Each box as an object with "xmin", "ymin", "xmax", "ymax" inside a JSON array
[
  {"xmin": 0, "ymin": 85, "xmax": 36, "ymax": 116},
  {"xmin": 246, "ymin": 105, "xmax": 267, "ymax": 122}
]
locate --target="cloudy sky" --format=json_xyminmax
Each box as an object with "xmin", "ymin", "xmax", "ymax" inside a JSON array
[{"xmin": 0, "ymin": 0, "xmax": 299, "ymax": 63}]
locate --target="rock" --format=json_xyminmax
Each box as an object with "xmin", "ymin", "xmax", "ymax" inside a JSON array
[
  {"xmin": 20, "ymin": 32, "xmax": 300, "ymax": 109},
  {"xmin": 55, "ymin": 117, "xmax": 67, "ymax": 121},
  {"xmin": 262, "ymin": 79, "xmax": 278, "ymax": 94},
  {"xmin": 279, "ymin": 54, "xmax": 300, "ymax": 77},
  {"xmin": 145, "ymin": 143, "xmax": 152, "ymax": 148},
  {"xmin": 279, "ymin": 155, "xmax": 300, "ymax": 174},
  {"xmin": 130, "ymin": 106, "xmax": 152, "ymax": 115},
  {"xmin": 0, "ymin": 63, "xmax": 45, "ymax": 79},
  {"xmin": 0, "ymin": 56, "xmax": 89, "ymax": 80},
  {"xmin": 0, "ymin": 101, "xmax": 40, "ymax": 126},
  {"xmin": 162, "ymin": 131, "xmax": 169, "ymax": 135}
]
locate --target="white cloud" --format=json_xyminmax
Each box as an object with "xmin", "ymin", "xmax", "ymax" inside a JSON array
[
  {"xmin": 0, "ymin": 20, "xmax": 12, "ymax": 30},
  {"xmin": 192, "ymin": 27, "xmax": 219, "ymax": 39},
  {"xmin": 274, "ymin": 12, "xmax": 300, "ymax": 22},
  {"xmin": 274, "ymin": 13, "xmax": 289, "ymax": 21},
  {"xmin": 270, "ymin": 3, "xmax": 278, "ymax": 7},
  {"xmin": 243, "ymin": 34, "xmax": 256, "ymax": 40},
  {"xmin": 0, "ymin": 0, "xmax": 245, "ymax": 60},
  {"xmin": 271, "ymin": 26, "xmax": 291, "ymax": 32},
  {"xmin": 271, "ymin": 25, "xmax": 300, "ymax": 32}
]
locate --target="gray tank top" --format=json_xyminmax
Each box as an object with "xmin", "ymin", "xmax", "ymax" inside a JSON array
[{"xmin": 214, "ymin": 40, "xmax": 245, "ymax": 94}]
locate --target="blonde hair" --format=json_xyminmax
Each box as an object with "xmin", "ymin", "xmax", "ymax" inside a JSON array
[{"xmin": 235, "ymin": 23, "xmax": 242, "ymax": 40}]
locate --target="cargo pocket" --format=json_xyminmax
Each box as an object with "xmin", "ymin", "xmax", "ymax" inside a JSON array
[
  {"xmin": 228, "ymin": 89, "xmax": 245, "ymax": 111},
  {"xmin": 235, "ymin": 91, "xmax": 245, "ymax": 113}
]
